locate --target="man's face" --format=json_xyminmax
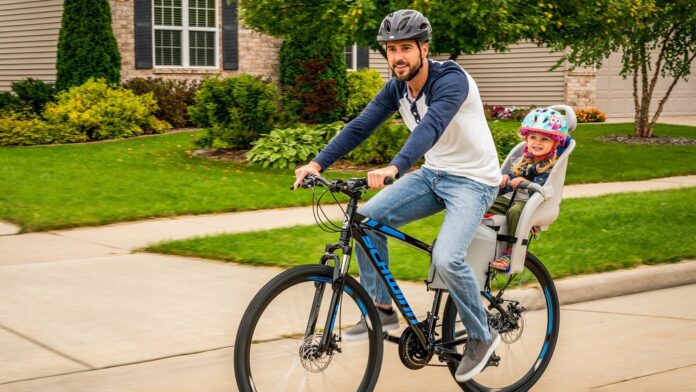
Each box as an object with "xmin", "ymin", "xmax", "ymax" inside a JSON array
[{"xmin": 385, "ymin": 40, "xmax": 427, "ymax": 81}]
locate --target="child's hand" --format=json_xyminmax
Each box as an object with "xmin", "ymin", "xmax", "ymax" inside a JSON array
[
  {"xmin": 500, "ymin": 175, "xmax": 510, "ymax": 188},
  {"xmin": 510, "ymin": 177, "xmax": 527, "ymax": 189}
]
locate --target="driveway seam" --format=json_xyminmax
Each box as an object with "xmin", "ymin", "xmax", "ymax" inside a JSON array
[
  {"xmin": 560, "ymin": 308, "xmax": 696, "ymax": 322},
  {"xmin": 0, "ymin": 344, "xmax": 233, "ymax": 386},
  {"xmin": 0, "ymin": 323, "xmax": 94, "ymax": 370},
  {"xmin": 590, "ymin": 362, "xmax": 696, "ymax": 389}
]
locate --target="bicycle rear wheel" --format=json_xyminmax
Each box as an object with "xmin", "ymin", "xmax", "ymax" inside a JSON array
[
  {"xmin": 234, "ymin": 264, "xmax": 383, "ymax": 392},
  {"xmin": 442, "ymin": 253, "xmax": 560, "ymax": 391}
]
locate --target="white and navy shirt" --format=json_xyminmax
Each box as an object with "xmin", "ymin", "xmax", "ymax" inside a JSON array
[{"xmin": 313, "ymin": 59, "xmax": 502, "ymax": 187}]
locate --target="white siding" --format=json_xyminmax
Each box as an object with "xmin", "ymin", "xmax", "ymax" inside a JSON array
[
  {"xmin": 0, "ymin": 0, "xmax": 63, "ymax": 91},
  {"xmin": 369, "ymin": 42, "xmax": 566, "ymax": 107},
  {"xmin": 596, "ymin": 51, "xmax": 696, "ymax": 117}
]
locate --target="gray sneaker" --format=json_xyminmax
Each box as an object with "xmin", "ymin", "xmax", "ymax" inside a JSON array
[
  {"xmin": 455, "ymin": 329, "xmax": 501, "ymax": 382},
  {"xmin": 343, "ymin": 308, "xmax": 400, "ymax": 341}
]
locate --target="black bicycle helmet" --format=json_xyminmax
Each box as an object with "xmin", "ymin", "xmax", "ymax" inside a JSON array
[{"xmin": 377, "ymin": 9, "xmax": 432, "ymax": 44}]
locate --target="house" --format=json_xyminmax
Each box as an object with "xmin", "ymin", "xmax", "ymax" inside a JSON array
[{"xmin": 1, "ymin": 0, "xmax": 695, "ymax": 118}]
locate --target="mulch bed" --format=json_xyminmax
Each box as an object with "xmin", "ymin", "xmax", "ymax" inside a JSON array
[{"xmin": 598, "ymin": 135, "xmax": 696, "ymax": 145}]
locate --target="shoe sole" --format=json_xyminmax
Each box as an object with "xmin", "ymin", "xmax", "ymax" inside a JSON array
[
  {"xmin": 454, "ymin": 333, "xmax": 502, "ymax": 382},
  {"xmin": 342, "ymin": 321, "xmax": 400, "ymax": 342}
]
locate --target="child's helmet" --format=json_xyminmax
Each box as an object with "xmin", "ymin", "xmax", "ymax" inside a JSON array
[{"xmin": 519, "ymin": 108, "xmax": 569, "ymax": 143}]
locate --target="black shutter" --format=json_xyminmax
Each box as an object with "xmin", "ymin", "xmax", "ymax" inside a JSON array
[
  {"xmin": 222, "ymin": 1, "xmax": 239, "ymax": 70},
  {"xmin": 134, "ymin": 0, "xmax": 153, "ymax": 69},
  {"xmin": 357, "ymin": 46, "xmax": 370, "ymax": 69}
]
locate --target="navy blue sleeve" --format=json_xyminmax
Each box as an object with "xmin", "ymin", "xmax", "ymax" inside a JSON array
[
  {"xmin": 388, "ymin": 71, "xmax": 469, "ymax": 175},
  {"xmin": 312, "ymin": 81, "xmax": 399, "ymax": 170}
]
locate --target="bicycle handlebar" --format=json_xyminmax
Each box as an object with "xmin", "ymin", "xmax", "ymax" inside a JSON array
[{"xmin": 291, "ymin": 174, "xmax": 394, "ymax": 193}]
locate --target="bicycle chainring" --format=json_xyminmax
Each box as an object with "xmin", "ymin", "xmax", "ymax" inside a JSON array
[{"xmin": 398, "ymin": 324, "xmax": 433, "ymax": 370}]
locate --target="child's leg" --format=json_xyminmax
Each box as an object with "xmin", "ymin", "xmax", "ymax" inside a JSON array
[
  {"xmin": 487, "ymin": 195, "xmax": 510, "ymax": 215},
  {"xmin": 491, "ymin": 200, "xmax": 527, "ymax": 271}
]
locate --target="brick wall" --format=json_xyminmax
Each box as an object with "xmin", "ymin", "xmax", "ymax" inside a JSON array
[
  {"xmin": 565, "ymin": 68, "xmax": 597, "ymax": 109},
  {"xmin": 109, "ymin": 1, "xmax": 281, "ymax": 83}
]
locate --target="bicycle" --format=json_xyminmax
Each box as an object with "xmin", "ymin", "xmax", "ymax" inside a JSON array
[{"xmin": 234, "ymin": 174, "xmax": 560, "ymax": 392}]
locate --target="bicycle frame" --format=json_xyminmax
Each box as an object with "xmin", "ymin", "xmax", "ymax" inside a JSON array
[{"xmin": 314, "ymin": 190, "xmax": 443, "ymax": 351}]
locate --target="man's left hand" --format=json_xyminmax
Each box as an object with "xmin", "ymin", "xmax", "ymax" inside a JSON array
[{"xmin": 367, "ymin": 166, "xmax": 398, "ymax": 190}]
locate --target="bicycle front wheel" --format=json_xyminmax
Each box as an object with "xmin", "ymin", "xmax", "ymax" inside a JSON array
[
  {"xmin": 442, "ymin": 253, "xmax": 560, "ymax": 391},
  {"xmin": 234, "ymin": 264, "xmax": 383, "ymax": 392}
]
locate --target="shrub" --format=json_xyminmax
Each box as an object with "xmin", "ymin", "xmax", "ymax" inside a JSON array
[
  {"xmin": 43, "ymin": 78, "xmax": 169, "ymax": 141},
  {"xmin": 0, "ymin": 113, "xmax": 86, "ymax": 146},
  {"xmin": 123, "ymin": 78, "xmax": 200, "ymax": 128},
  {"xmin": 246, "ymin": 122, "xmax": 343, "ymax": 169},
  {"xmin": 489, "ymin": 123, "xmax": 523, "ymax": 162},
  {"xmin": 345, "ymin": 69, "xmax": 384, "ymax": 119},
  {"xmin": 11, "ymin": 78, "xmax": 56, "ymax": 114},
  {"xmin": 280, "ymin": 37, "xmax": 346, "ymax": 123},
  {"xmin": 189, "ymin": 74, "xmax": 278, "ymax": 148},
  {"xmin": 0, "ymin": 92, "xmax": 19, "ymax": 113},
  {"xmin": 576, "ymin": 107, "xmax": 606, "ymax": 123},
  {"xmin": 346, "ymin": 121, "xmax": 410, "ymax": 165},
  {"xmin": 56, "ymin": 0, "xmax": 120, "ymax": 90}
]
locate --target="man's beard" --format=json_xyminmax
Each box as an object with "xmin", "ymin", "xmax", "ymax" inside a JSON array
[{"xmin": 392, "ymin": 56, "xmax": 423, "ymax": 81}]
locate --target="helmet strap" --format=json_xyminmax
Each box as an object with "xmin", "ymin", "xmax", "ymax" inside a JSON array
[{"xmin": 405, "ymin": 41, "xmax": 425, "ymax": 82}]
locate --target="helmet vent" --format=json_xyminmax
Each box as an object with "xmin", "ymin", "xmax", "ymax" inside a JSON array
[
  {"xmin": 384, "ymin": 21, "xmax": 391, "ymax": 32},
  {"xmin": 397, "ymin": 18, "xmax": 409, "ymax": 32}
]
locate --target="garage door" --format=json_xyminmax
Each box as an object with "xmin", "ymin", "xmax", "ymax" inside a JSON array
[{"xmin": 596, "ymin": 51, "xmax": 696, "ymax": 117}]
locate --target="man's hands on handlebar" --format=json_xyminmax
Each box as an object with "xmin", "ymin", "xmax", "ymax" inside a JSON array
[
  {"xmin": 293, "ymin": 161, "xmax": 322, "ymax": 190},
  {"xmin": 367, "ymin": 165, "xmax": 398, "ymax": 190},
  {"xmin": 293, "ymin": 162, "xmax": 397, "ymax": 191}
]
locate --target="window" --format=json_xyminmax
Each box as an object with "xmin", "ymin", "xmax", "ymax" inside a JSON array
[
  {"xmin": 345, "ymin": 44, "xmax": 358, "ymax": 71},
  {"xmin": 154, "ymin": 0, "xmax": 217, "ymax": 67}
]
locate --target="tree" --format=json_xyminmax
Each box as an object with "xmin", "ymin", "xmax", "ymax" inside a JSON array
[
  {"xmin": 536, "ymin": 0, "xmax": 696, "ymax": 138},
  {"xmin": 343, "ymin": 0, "xmax": 541, "ymax": 60},
  {"xmin": 56, "ymin": 0, "xmax": 121, "ymax": 91},
  {"xmin": 237, "ymin": 0, "xmax": 348, "ymax": 123}
]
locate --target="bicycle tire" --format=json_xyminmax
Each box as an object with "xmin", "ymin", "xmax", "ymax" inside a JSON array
[
  {"xmin": 234, "ymin": 264, "xmax": 384, "ymax": 392},
  {"xmin": 442, "ymin": 253, "xmax": 560, "ymax": 391}
]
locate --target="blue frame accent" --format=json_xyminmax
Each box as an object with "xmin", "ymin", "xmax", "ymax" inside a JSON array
[
  {"xmin": 308, "ymin": 276, "xmax": 368, "ymax": 316},
  {"xmin": 361, "ymin": 235, "xmax": 418, "ymax": 325}
]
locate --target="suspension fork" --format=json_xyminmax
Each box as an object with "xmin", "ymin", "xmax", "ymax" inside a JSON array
[{"xmin": 312, "ymin": 195, "xmax": 361, "ymax": 351}]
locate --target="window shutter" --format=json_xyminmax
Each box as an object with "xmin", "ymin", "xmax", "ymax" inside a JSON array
[
  {"xmin": 222, "ymin": 1, "xmax": 239, "ymax": 70},
  {"xmin": 357, "ymin": 46, "xmax": 370, "ymax": 69},
  {"xmin": 134, "ymin": 0, "xmax": 153, "ymax": 69}
]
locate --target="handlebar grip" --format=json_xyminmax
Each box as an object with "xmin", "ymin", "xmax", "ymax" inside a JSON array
[{"xmin": 384, "ymin": 176, "xmax": 394, "ymax": 186}]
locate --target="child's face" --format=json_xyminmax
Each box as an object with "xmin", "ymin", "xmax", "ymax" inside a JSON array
[{"xmin": 526, "ymin": 132, "xmax": 555, "ymax": 157}]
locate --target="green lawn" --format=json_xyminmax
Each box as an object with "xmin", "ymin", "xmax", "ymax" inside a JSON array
[
  {"xmin": 147, "ymin": 187, "xmax": 696, "ymax": 281},
  {"xmin": 1, "ymin": 122, "xmax": 694, "ymax": 231},
  {"xmin": 0, "ymin": 131, "xmax": 358, "ymax": 231}
]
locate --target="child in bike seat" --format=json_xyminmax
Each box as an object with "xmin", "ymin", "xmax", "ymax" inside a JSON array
[{"xmin": 488, "ymin": 108, "xmax": 571, "ymax": 272}]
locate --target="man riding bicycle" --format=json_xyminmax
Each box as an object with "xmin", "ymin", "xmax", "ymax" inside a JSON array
[{"xmin": 293, "ymin": 9, "xmax": 502, "ymax": 381}]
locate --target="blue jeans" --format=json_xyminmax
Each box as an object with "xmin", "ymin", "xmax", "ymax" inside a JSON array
[{"xmin": 355, "ymin": 167, "xmax": 498, "ymax": 341}]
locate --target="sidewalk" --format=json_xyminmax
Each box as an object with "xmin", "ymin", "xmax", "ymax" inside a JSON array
[
  {"xmin": 0, "ymin": 175, "xmax": 695, "ymax": 391},
  {"xmin": 2, "ymin": 175, "xmax": 695, "ymax": 264}
]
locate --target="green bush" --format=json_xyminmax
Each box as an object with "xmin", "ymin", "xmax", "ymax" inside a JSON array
[
  {"xmin": 489, "ymin": 123, "xmax": 523, "ymax": 162},
  {"xmin": 346, "ymin": 121, "xmax": 410, "ymax": 165},
  {"xmin": 246, "ymin": 122, "xmax": 343, "ymax": 169},
  {"xmin": 280, "ymin": 37, "xmax": 346, "ymax": 123},
  {"xmin": 43, "ymin": 78, "xmax": 169, "ymax": 141},
  {"xmin": 189, "ymin": 74, "xmax": 278, "ymax": 148},
  {"xmin": 123, "ymin": 78, "xmax": 200, "ymax": 128},
  {"xmin": 0, "ymin": 113, "xmax": 86, "ymax": 146},
  {"xmin": 0, "ymin": 92, "xmax": 19, "ymax": 113},
  {"xmin": 56, "ymin": 0, "xmax": 120, "ymax": 90},
  {"xmin": 345, "ymin": 69, "xmax": 384, "ymax": 119},
  {"xmin": 11, "ymin": 78, "xmax": 56, "ymax": 115}
]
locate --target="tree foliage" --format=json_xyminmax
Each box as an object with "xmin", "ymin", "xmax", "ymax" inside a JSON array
[
  {"xmin": 343, "ymin": 0, "xmax": 543, "ymax": 60},
  {"xmin": 56, "ymin": 0, "xmax": 121, "ymax": 91},
  {"xmin": 536, "ymin": 0, "xmax": 696, "ymax": 137}
]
